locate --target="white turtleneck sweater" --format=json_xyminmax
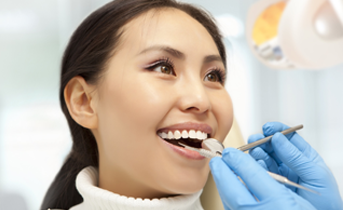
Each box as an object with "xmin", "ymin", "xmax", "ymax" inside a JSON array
[{"xmin": 69, "ymin": 166, "xmax": 204, "ymax": 210}]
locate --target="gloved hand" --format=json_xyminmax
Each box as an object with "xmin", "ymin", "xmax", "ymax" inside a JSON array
[
  {"xmin": 210, "ymin": 148, "xmax": 316, "ymax": 210},
  {"xmin": 247, "ymin": 121, "xmax": 343, "ymax": 210},
  {"xmin": 209, "ymin": 121, "xmax": 343, "ymax": 210}
]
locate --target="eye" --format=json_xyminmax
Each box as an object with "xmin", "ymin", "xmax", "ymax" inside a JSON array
[
  {"xmin": 145, "ymin": 58, "xmax": 175, "ymax": 75},
  {"xmin": 205, "ymin": 72, "xmax": 219, "ymax": 82},
  {"xmin": 204, "ymin": 69, "xmax": 226, "ymax": 84},
  {"xmin": 155, "ymin": 64, "xmax": 173, "ymax": 75}
]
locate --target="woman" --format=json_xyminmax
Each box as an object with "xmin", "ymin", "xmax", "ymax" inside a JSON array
[
  {"xmin": 42, "ymin": 0, "xmax": 233, "ymax": 209},
  {"xmin": 42, "ymin": 0, "xmax": 343, "ymax": 209}
]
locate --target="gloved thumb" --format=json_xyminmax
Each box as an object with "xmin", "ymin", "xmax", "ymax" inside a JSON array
[{"xmin": 271, "ymin": 132, "xmax": 318, "ymax": 181}]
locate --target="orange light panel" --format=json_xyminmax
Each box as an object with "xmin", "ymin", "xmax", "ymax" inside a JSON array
[{"xmin": 252, "ymin": 1, "xmax": 286, "ymax": 45}]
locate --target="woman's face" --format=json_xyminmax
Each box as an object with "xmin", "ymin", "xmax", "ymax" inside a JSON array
[{"xmin": 92, "ymin": 8, "xmax": 233, "ymax": 198}]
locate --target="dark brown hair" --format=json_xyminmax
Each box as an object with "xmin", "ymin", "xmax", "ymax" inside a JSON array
[{"xmin": 41, "ymin": 0, "xmax": 226, "ymax": 209}]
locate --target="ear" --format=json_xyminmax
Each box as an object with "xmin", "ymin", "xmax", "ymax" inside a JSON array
[{"xmin": 64, "ymin": 76, "xmax": 98, "ymax": 129}]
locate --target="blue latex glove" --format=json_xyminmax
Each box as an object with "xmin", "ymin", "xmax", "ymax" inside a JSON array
[
  {"xmin": 247, "ymin": 122, "xmax": 343, "ymax": 210},
  {"xmin": 209, "ymin": 122, "xmax": 343, "ymax": 210},
  {"xmin": 210, "ymin": 148, "xmax": 316, "ymax": 210}
]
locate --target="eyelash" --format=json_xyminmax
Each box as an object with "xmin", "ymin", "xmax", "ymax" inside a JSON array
[
  {"xmin": 145, "ymin": 57, "xmax": 175, "ymax": 74},
  {"xmin": 207, "ymin": 68, "xmax": 226, "ymax": 84},
  {"xmin": 145, "ymin": 57, "xmax": 226, "ymax": 84}
]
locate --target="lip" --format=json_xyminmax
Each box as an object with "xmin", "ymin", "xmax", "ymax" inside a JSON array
[
  {"xmin": 157, "ymin": 122, "xmax": 213, "ymax": 136},
  {"xmin": 160, "ymin": 136, "xmax": 205, "ymax": 160}
]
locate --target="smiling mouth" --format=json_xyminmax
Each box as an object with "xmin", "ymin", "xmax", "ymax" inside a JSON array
[
  {"xmin": 165, "ymin": 138, "xmax": 203, "ymax": 148},
  {"xmin": 157, "ymin": 130, "xmax": 208, "ymax": 148}
]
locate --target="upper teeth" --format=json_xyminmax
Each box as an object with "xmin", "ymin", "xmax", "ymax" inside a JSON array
[{"xmin": 158, "ymin": 130, "xmax": 208, "ymax": 140}]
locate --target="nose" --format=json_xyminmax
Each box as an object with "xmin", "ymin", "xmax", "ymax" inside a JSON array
[{"xmin": 177, "ymin": 78, "xmax": 211, "ymax": 114}]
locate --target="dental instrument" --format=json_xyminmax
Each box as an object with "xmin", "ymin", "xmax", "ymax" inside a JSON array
[
  {"xmin": 201, "ymin": 138, "xmax": 225, "ymax": 155},
  {"xmin": 202, "ymin": 124, "xmax": 303, "ymax": 155},
  {"xmin": 179, "ymin": 142, "xmax": 319, "ymax": 195},
  {"xmin": 178, "ymin": 124, "xmax": 320, "ymax": 195},
  {"xmin": 237, "ymin": 124, "xmax": 303, "ymax": 152}
]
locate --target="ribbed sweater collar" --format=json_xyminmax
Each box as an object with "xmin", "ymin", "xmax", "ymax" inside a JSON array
[{"xmin": 70, "ymin": 166, "xmax": 204, "ymax": 210}]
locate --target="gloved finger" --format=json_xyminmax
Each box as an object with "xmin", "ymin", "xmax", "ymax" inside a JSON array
[
  {"xmin": 249, "ymin": 147, "xmax": 279, "ymax": 173},
  {"xmin": 262, "ymin": 122, "xmax": 310, "ymax": 165},
  {"xmin": 268, "ymin": 134, "xmax": 343, "ymax": 210},
  {"xmin": 257, "ymin": 160, "xmax": 267, "ymax": 170},
  {"xmin": 271, "ymin": 133, "xmax": 318, "ymax": 183},
  {"xmin": 290, "ymin": 135, "xmax": 319, "ymax": 162},
  {"xmin": 247, "ymin": 133, "xmax": 265, "ymax": 144},
  {"xmin": 210, "ymin": 157, "xmax": 256, "ymax": 209},
  {"xmin": 248, "ymin": 133, "xmax": 282, "ymax": 165},
  {"xmin": 221, "ymin": 148, "xmax": 286, "ymax": 201},
  {"xmin": 251, "ymin": 193, "xmax": 316, "ymax": 210},
  {"xmin": 276, "ymin": 129, "xmax": 319, "ymax": 162},
  {"xmin": 278, "ymin": 164, "xmax": 299, "ymax": 192},
  {"xmin": 262, "ymin": 122, "xmax": 315, "ymax": 157},
  {"xmin": 251, "ymin": 146, "xmax": 300, "ymax": 192},
  {"xmin": 262, "ymin": 122, "xmax": 294, "ymax": 139},
  {"xmin": 248, "ymin": 134, "xmax": 271, "ymax": 151},
  {"xmin": 289, "ymin": 191, "xmax": 317, "ymax": 209}
]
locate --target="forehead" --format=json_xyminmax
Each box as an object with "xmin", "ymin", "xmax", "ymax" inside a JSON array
[{"xmin": 116, "ymin": 8, "xmax": 220, "ymax": 56}]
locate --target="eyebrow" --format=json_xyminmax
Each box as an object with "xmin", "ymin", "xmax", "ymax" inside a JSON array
[
  {"xmin": 139, "ymin": 46, "xmax": 185, "ymax": 59},
  {"xmin": 138, "ymin": 45, "xmax": 224, "ymax": 66},
  {"xmin": 203, "ymin": 54, "xmax": 223, "ymax": 64}
]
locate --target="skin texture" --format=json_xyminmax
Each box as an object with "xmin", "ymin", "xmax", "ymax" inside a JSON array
[{"xmin": 65, "ymin": 8, "xmax": 233, "ymax": 199}]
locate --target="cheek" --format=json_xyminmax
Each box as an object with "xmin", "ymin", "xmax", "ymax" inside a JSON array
[
  {"xmin": 213, "ymin": 91, "xmax": 234, "ymax": 140},
  {"xmin": 96, "ymin": 73, "xmax": 174, "ymax": 149},
  {"xmin": 95, "ymin": 75, "xmax": 175, "ymax": 178},
  {"xmin": 113, "ymin": 77, "xmax": 174, "ymax": 126}
]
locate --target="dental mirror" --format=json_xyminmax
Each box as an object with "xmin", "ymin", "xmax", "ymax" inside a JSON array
[{"xmin": 201, "ymin": 138, "xmax": 225, "ymax": 154}]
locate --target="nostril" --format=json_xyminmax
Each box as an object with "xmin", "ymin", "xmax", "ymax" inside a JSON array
[
  {"xmin": 185, "ymin": 106, "xmax": 199, "ymax": 111},
  {"xmin": 178, "ymin": 90, "xmax": 211, "ymax": 113},
  {"xmin": 184, "ymin": 104, "xmax": 210, "ymax": 114}
]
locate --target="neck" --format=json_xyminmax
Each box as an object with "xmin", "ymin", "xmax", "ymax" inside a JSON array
[
  {"xmin": 71, "ymin": 166, "xmax": 204, "ymax": 210},
  {"xmin": 99, "ymin": 168, "xmax": 176, "ymax": 199},
  {"xmin": 98, "ymin": 160, "xmax": 179, "ymax": 199}
]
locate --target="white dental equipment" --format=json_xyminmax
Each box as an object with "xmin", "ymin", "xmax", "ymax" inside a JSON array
[
  {"xmin": 246, "ymin": 0, "xmax": 343, "ymax": 70},
  {"xmin": 178, "ymin": 125, "xmax": 320, "ymax": 195}
]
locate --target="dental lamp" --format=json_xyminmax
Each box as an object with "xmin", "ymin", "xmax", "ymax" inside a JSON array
[{"xmin": 246, "ymin": 0, "xmax": 343, "ymax": 70}]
